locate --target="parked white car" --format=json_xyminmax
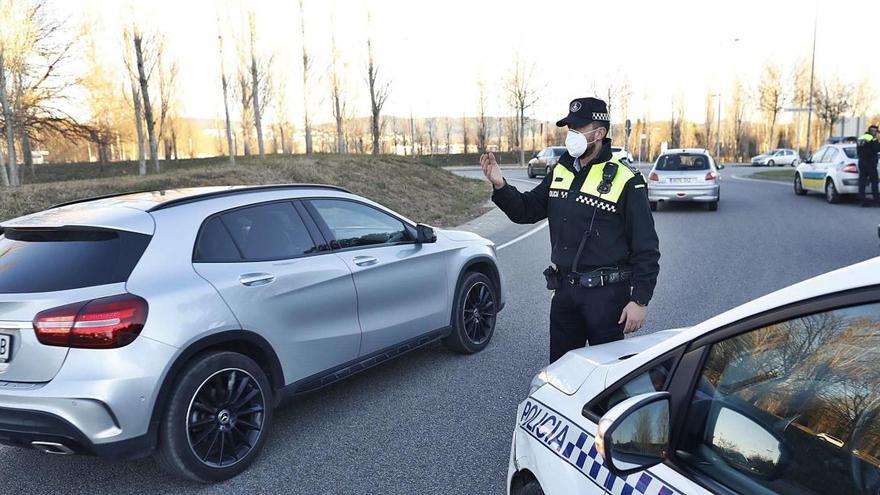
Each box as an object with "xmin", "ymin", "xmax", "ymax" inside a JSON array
[
  {"xmin": 507, "ymin": 257, "xmax": 880, "ymax": 495},
  {"xmin": 793, "ymin": 143, "xmax": 860, "ymax": 203},
  {"xmin": 611, "ymin": 146, "xmax": 634, "ymax": 164},
  {"xmin": 751, "ymin": 148, "xmax": 800, "ymax": 167}
]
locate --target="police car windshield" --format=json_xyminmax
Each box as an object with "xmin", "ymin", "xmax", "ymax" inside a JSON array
[
  {"xmin": 656, "ymin": 153, "xmax": 710, "ymax": 171},
  {"xmin": 843, "ymin": 146, "xmax": 857, "ymax": 159}
]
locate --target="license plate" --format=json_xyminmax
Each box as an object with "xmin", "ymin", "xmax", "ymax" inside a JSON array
[
  {"xmin": 669, "ymin": 178, "xmax": 692, "ymax": 183},
  {"xmin": 0, "ymin": 334, "xmax": 10, "ymax": 363}
]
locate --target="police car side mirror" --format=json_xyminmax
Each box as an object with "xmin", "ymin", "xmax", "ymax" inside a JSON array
[
  {"xmin": 415, "ymin": 224, "xmax": 437, "ymax": 244},
  {"xmin": 595, "ymin": 392, "xmax": 670, "ymax": 476}
]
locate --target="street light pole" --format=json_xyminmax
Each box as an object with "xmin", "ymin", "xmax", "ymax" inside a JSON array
[
  {"xmin": 805, "ymin": 8, "xmax": 817, "ymax": 157},
  {"xmin": 715, "ymin": 94, "xmax": 722, "ymax": 159}
]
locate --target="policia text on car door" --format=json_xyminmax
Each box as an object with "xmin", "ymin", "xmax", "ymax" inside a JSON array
[{"xmin": 481, "ymin": 97, "xmax": 660, "ymax": 362}]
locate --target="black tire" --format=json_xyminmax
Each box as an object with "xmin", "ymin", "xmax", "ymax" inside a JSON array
[
  {"xmin": 825, "ymin": 180, "xmax": 840, "ymax": 204},
  {"xmin": 443, "ymin": 271, "xmax": 497, "ymax": 354},
  {"xmin": 794, "ymin": 174, "xmax": 807, "ymax": 195},
  {"xmin": 708, "ymin": 200, "xmax": 719, "ymax": 211},
  {"xmin": 155, "ymin": 351, "xmax": 273, "ymax": 483},
  {"xmin": 768, "ymin": 159, "xmax": 775, "ymax": 167},
  {"xmin": 649, "ymin": 201, "xmax": 658, "ymax": 212},
  {"xmin": 520, "ymin": 480, "xmax": 545, "ymax": 495},
  {"xmin": 527, "ymin": 167, "xmax": 535, "ymax": 179}
]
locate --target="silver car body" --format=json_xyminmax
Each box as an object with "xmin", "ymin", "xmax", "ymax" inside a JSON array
[
  {"xmin": 0, "ymin": 185, "xmax": 504, "ymax": 457},
  {"xmin": 647, "ymin": 149, "xmax": 721, "ymax": 204},
  {"xmin": 751, "ymin": 148, "xmax": 800, "ymax": 166}
]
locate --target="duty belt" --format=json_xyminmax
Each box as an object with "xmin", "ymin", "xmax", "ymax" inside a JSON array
[{"xmin": 558, "ymin": 266, "xmax": 632, "ymax": 288}]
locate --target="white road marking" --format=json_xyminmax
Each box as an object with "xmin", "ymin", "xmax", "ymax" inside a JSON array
[
  {"xmin": 729, "ymin": 174, "xmax": 792, "ymax": 187},
  {"xmin": 495, "ymin": 177, "xmax": 548, "ymax": 250}
]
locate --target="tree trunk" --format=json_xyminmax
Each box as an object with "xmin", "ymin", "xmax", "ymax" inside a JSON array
[
  {"xmin": 518, "ymin": 108, "xmax": 526, "ymax": 167},
  {"xmin": 462, "ymin": 116, "xmax": 469, "ymax": 154},
  {"xmin": 129, "ymin": 75, "xmax": 146, "ymax": 175},
  {"xmin": 0, "ymin": 51, "xmax": 18, "ymax": 187},
  {"xmin": 134, "ymin": 34, "xmax": 160, "ymax": 173},
  {"xmin": 250, "ymin": 56, "xmax": 265, "ymax": 158},
  {"xmin": 0, "ymin": 139, "xmax": 8, "ymax": 187},
  {"xmin": 21, "ymin": 129, "xmax": 33, "ymax": 177}
]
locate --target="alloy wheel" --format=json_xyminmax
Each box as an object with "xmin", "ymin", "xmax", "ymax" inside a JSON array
[
  {"xmin": 186, "ymin": 368, "xmax": 266, "ymax": 468},
  {"xmin": 462, "ymin": 282, "xmax": 496, "ymax": 345}
]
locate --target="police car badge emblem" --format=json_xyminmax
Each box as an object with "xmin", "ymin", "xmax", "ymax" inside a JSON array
[{"xmin": 570, "ymin": 101, "xmax": 582, "ymax": 112}]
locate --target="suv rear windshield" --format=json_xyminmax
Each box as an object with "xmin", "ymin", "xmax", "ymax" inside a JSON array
[
  {"xmin": 0, "ymin": 229, "xmax": 151, "ymax": 293},
  {"xmin": 656, "ymin": 153, "xmax": 710, "ymax": 171}
]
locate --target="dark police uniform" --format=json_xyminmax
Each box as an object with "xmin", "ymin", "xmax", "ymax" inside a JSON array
[
  {"xmin": 858, "ymin": 127, "xmax": 880, "ymax": 206},
  {"xmin": 492, "ymin": 98, "xmax": 660, "ymax": 362}
]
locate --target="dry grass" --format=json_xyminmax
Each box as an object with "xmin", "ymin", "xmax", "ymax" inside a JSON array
[{"xmin": 1, "ymin": 154, "xmax": 491, "ymax": 227}]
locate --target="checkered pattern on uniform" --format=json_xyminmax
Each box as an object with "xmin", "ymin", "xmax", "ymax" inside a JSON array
[
  {"xmin": 575, "ymin": 194, "xmax": 617, "ymax": 213},
  {"xmin": 560, "ymin": 432, "xmax": 677, "ymax": 495},
  {"xmin": 549, "ymin": 190, "xmax": 569, "ymax": 199}
]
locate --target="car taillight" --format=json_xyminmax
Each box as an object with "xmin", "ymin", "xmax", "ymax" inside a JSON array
[
  {"xmin": 705, "ymin": 171, "xmax": 719, "ymax": 181},
  {"xmin": 649, "ymin": 172, "xmax": 659, "ymax": 181},
  {"xmin": 33, "ymin": 294, "xmax": 148, "ymax": 349},
  {"xmin": 843, "ymin": 163, "xmax": 858, "ymax": 173}
]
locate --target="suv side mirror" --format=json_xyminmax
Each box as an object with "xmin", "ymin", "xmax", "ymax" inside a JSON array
[
  {"xmin": 415, "ymin": 224, "xmax": 437, "ymax": 244},
  {"xmin": 595, "ymin": 392, "xmax": 670, "ymax": 476}
]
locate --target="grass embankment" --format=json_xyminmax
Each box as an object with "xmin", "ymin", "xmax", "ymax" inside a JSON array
[
  {"xmin": 1, "ymin": 154, "xmax": 491, "ymax": 227},
  {"xmin": 752, "ymin": 169, "xmax": 796, "ymax": 182}
]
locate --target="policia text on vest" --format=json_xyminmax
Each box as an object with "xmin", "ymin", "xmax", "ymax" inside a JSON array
[{"xmin": 481, "ymin": 97, "xmax": 660, "ymax": 362}]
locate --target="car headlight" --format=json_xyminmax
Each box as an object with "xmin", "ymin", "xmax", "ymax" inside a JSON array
[{"xmin": 529, "ymin": 368, "xmax": 550, "ymax": 395}]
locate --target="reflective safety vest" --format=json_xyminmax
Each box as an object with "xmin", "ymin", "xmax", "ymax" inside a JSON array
[{"xmin": 548, "ymin": 158, "xmax": 640, "ymax": 214}]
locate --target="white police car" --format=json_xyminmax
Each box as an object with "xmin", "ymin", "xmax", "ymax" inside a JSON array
[{"xmin": 508, "ymin": 257, "xmax": 880, "ymax": 495}]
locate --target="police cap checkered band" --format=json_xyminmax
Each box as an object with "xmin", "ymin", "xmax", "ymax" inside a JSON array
[{"xmin": 556, "ymin": 97, "xmax": 610, "ymax": 127}]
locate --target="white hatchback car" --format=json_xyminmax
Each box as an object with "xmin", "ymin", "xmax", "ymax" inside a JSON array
[
  {"xmin": 794, "ymin": 143, "xmax": 860, "ymax": 203},
  {"xmin": 508, "ymin": 257, "xmax": 880, "ymax": 495}
]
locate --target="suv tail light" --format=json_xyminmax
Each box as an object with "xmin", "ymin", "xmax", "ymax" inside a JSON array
[
  {"xmin": 649, "ymin": 172, "xmax": 659, "ymax": 181},
  {"xmin": 843, "ymin": 163, "xmax": 858, "ymax": 173},
  {"xmin": 705, "ymin": 171, "xmax": 719, "ymax": 181},
  {"xmin": 33, "ymin": 294, "xmax": 148, "ymax": 348}
]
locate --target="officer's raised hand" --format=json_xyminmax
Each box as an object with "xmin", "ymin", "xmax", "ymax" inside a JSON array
[
  {"xmin": 480, "ymin": 152, "xmax": 505, "ymax": 190},
  {"xmin": 619, "ymin": 302, "xmax": 647, "ymax": 334}
]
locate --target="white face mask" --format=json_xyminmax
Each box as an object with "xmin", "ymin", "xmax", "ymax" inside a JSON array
[{"xmin": 565, "ymin": 128, "xmax": 601, "ymax": 158}]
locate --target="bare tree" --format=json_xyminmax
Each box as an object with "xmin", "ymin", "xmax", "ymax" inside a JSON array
[
  {"xmin": 328, "ymin": 16, "xmax": 346, "ymax": 153},
  {"xmin": 477, "ymin": 80, "xmax": 488, "ymax": 152},
  {"xmin": 729, "ymin": 80, "xmax": 749, "ymax": 161},
  {"xmin": 425, "ymin": 117, "xmax": 436, "ymax": 155},
  {"xmin": 132, "ymin": 27, "xmax": 160, "ymax": 172},
  {"xmin": 365, "ymin": 24, "xmax": 390, "ymax": 155},
  {"xmin": 758, "ymin": 62, "xmax": 786, "ymax": 150},
  {"xmin": 298, "ymin": 0, "xmax": 313, "ymax": 154},
  {"xmin": 156, "ymin": 51, "xmax": 179, "ymax": 163},
  {"xmin": 851, "ymin": 75, "xmax": 874, "ymax": 120},
  {"xmin": 505, "ymin": 57, "xmax": 539, "ymax": 166},
  {"xmin": 704, "ymin": 91, "xmax": 715, "ymax": 151},
  {"xmin": 236, "ymin": 68, "xmax": 253, "ymax": 156},
  {"xmin": 247, "ymin": 11, "xmax": 265, "ymax": 158},
  {"xmin": 0, "ymin": 49, "xmax": 16, "ymax": 186},
  {"xmin": 461, "ymin": 114, "xmax": 469, "ymax": 154},
  {"xmin": 217, "ymin": 26, "xmax": 234, "ymax": 166},
  {"xmin": 814, "ymin": 77, "xmax": 851, "ymax": 137}
]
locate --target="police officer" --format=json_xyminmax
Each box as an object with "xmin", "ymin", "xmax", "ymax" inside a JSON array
[
  {"xmin": 481, "ymin": 97, "xmax": 660, "ymax": 362},
  {"xmin": 857, "ymin": 125, "xmax": 880, "ymax": 207}
]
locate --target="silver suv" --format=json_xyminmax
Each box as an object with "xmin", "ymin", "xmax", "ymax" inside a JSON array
[{"xmin": 0, "ymin": 185, "xmax": 504, "ymax": 482}]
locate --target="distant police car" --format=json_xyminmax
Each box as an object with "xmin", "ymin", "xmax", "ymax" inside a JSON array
[
  {"xmin": 508, "ymin": 258, "xmax": 880, "ymax": 495},
  {"xmin": 794, "ymin": 143, "xmax": 861, "ymax": 203}
]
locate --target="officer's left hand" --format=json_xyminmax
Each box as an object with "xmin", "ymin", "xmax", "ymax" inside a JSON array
[{"xmin": 619, "ymin": 302, "xmax": 647, "ymax": 334}]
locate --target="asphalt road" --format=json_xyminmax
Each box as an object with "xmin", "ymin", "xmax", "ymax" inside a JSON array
[{"xmin": 2, "ymin": 165, "xmax": 879, "ymax": 494}]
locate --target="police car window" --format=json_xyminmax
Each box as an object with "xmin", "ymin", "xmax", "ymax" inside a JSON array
[
  {"xmin": 812, "ymin": 147, "xmax": 829, "ymax": 163},
  {"xmin": 843, "ymin": 147, "xmax": 858, "ymax": 159},
  {"xmin": 219, "ymin": 202, "xmax": 318, "ymax": 260},
  {"xmin": 311, "ymin": 199, "xmax": 409, "ymax": 249},
  {"xmin": 656, "ymin": 154, "xmax": 710, "ymax": 171},
  {"xmin": 589, "ymin": 358, "xmax": 674, "ymax": 417},
  {"xmin": 553, "ymin": 148, "xmax": 566, "ymax": 156},
  {"xmin": 676, "ymin": 302, "xmax": 880, "ymax": 495}
]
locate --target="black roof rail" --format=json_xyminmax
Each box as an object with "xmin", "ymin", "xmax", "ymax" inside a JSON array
[
  {"xmin": 48, "ymin": 189, "xmax": 161, "ymax": 210},
  {"xmin": 146, "ymin": 184, "xmax": 353, "ymax": 212}
]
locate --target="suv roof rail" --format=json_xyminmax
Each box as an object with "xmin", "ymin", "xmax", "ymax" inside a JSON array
[
  {"xmin": 47, "ymin": 184, "xmax": 353, "ymax": 212},
  {"xmin": 147, "ymin": 184, "xmax": 353, "ymax": 212}
]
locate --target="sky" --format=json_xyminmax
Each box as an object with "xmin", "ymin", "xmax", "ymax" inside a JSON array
[{"xmin": 56, "ymin": 0, "xmax": 880, "ymax": 127}]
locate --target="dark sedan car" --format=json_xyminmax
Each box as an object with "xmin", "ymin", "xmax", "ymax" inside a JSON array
[{"xmin": 527, "ymin": 147, "xmax": 566, "ymax": 178}]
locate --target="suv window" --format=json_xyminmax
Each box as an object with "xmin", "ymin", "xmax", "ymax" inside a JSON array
[
  {"xmin": 311, "ymin": 199, "xmax": 409, "ymax": 249},
  {"xmin": 677, "ymin": 302, "xmax": 880, "ymax": 495},
  {"xmin": 193, "ymin": 217, "xmax": 242, "ymax": 262},
  {"xmin": 590, "ymin": 358, "xmax": 675, "ymax": 417},
  {"xmin": 211, "ymin": 202, "xmax": 317, "ymax": 261},
  {"xmin": 0, "ymin": 229, "xmax": 150, "ymax": 293}
]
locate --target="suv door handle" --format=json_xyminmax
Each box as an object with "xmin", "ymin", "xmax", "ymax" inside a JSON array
[
  {"xmin": 239, "ymin": 273, "xmax": 276, "ymax": 287},
  {"xmin": 353, "ymin": 256, "xmax": 378, "ymax": 267}
]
